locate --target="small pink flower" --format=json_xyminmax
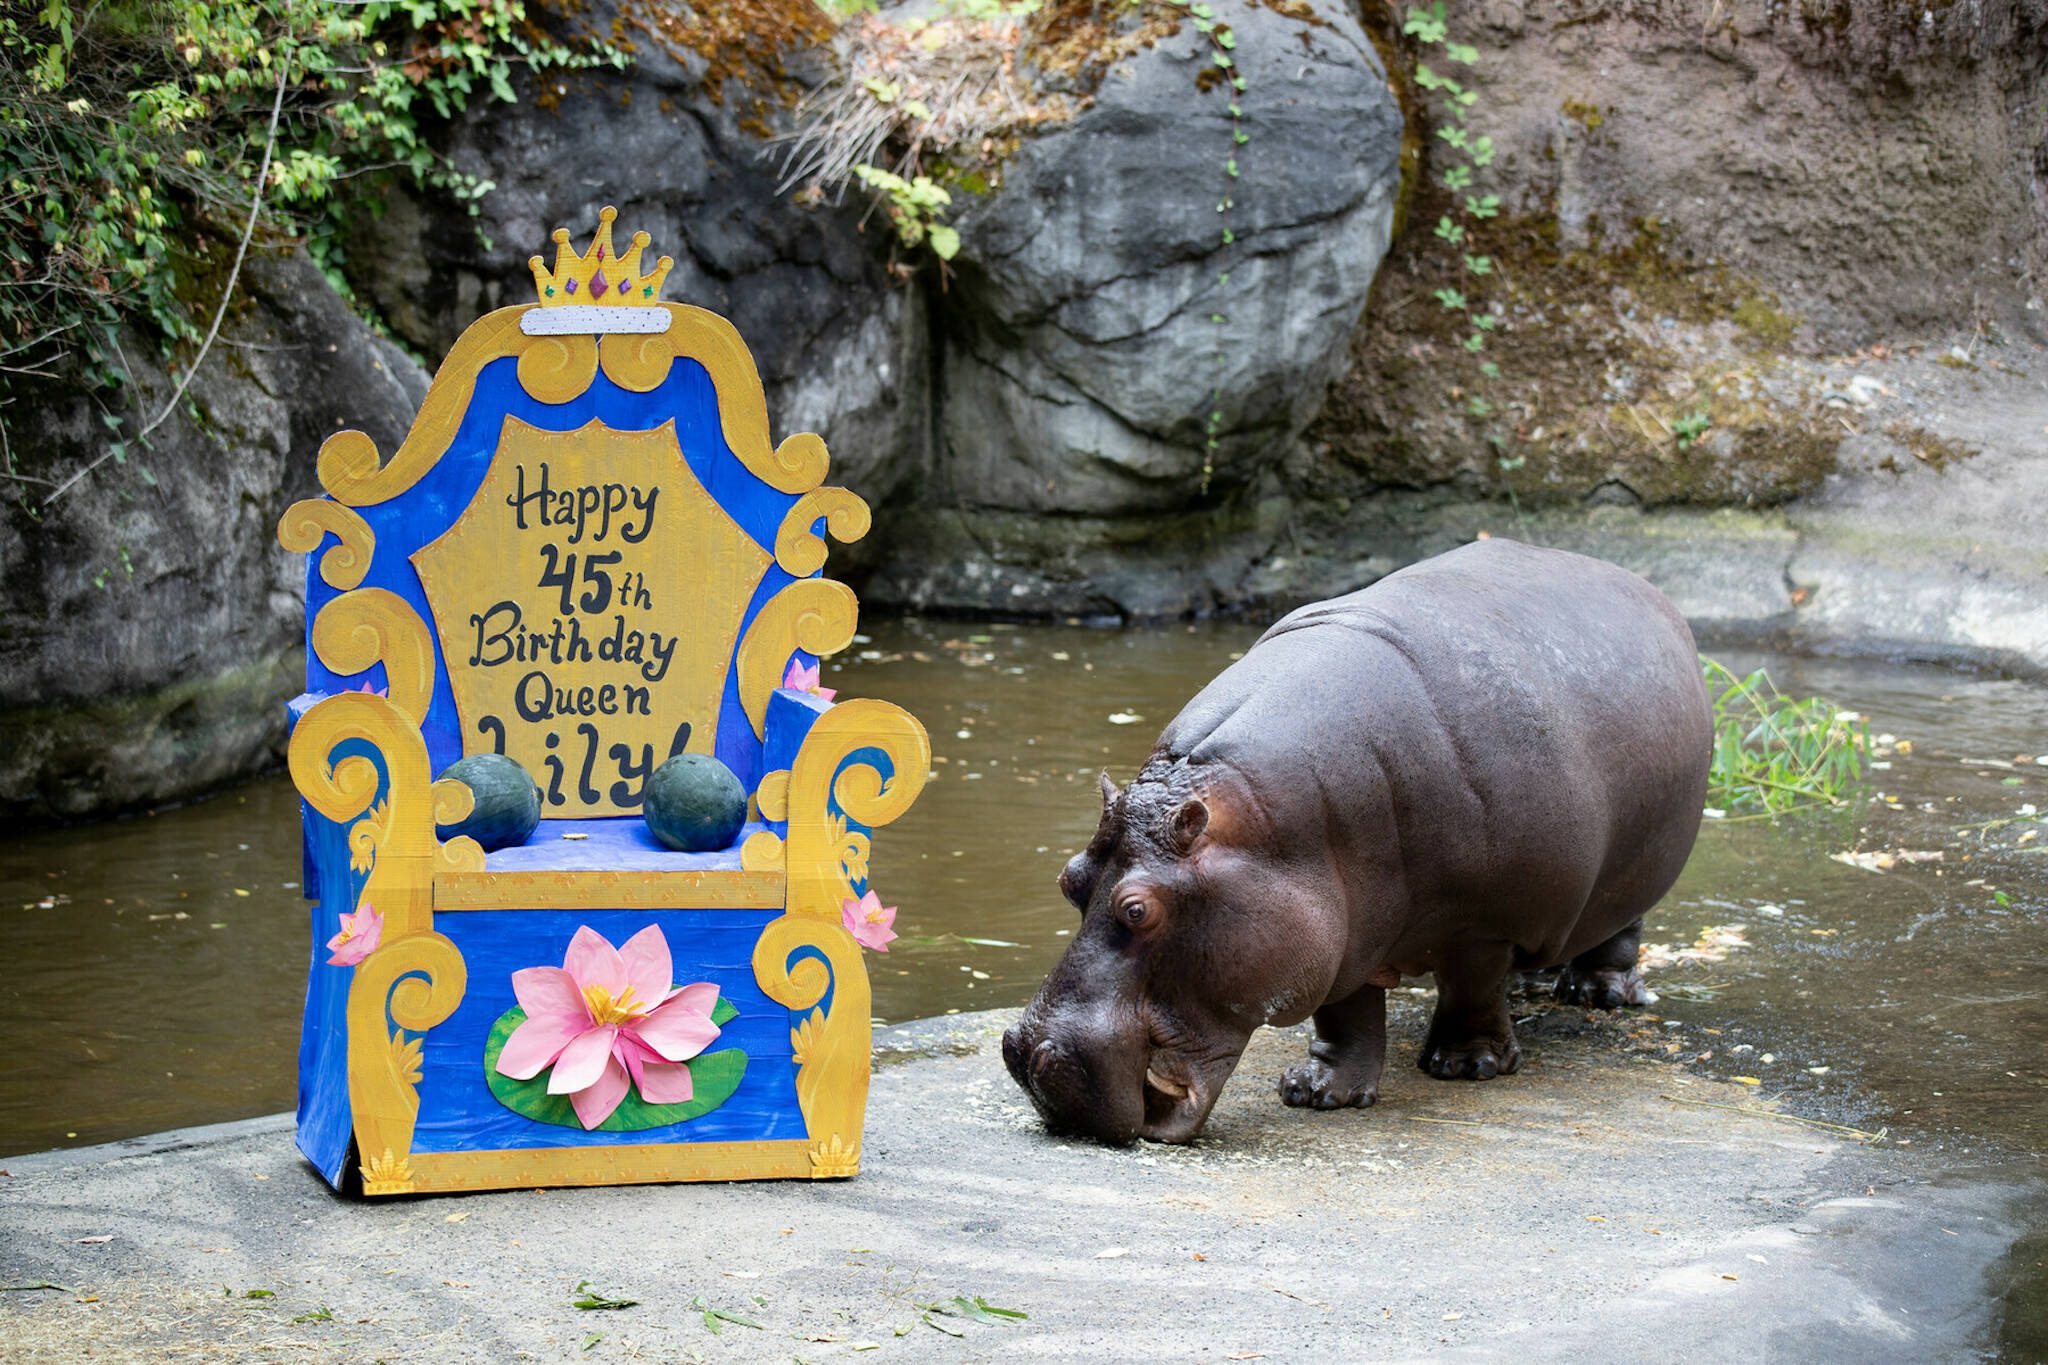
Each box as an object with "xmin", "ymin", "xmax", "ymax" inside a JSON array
[
  {"xmin": 781, "ymin": 658, "xmax": 837, "ymax": 702},
  {"xmin": 495, "ymin": 926, "xmax": 722, "ymax": 1129},
  {"xmin": 325, "ymin": 902, "xmax": 383, "ymax": 966},
  {"xmin": 351, "ymin": 680, "xmax": 390, "ymax": 697},
  {"xmin": 841, "ymin": 889, "xmax": 897, "ymax": 953}
]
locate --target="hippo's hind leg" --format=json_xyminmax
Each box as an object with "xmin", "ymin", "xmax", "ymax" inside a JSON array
[
  {"xmin": 1420, "ymin": 942, "xmax": 1522, "ymax": 1080},
  {"xmin": 1279, "ymin": 983, "xmax": 1386, "ymax": 1110},
  {"xmin": 1555, "ymin": 918, "xmax": 1651, "ymax": 1010}
]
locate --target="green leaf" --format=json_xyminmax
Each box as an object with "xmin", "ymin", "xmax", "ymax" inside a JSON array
[
  {"xmin": 484, "ymin": 1001, "xmax": 746, "ymax": 1132},
  {"xmin": 950, "ymin": 1295, "xmax": 1028, "ymax": 1323},
  {"xmin": 928, "ymin": 224, "xmax": 960, "ymax": 261},
  {"xmin": 1465, "ymin": 254, "xmax": 1493, "ymax": 274},
  {"xmin": 1446, "ymin": 41, "xmax": 1479, "ymax": 63},
  {"xmin": 921, "ymin": 1313, "xmax": 967, "ymax": 1338},
  {"xmin": 572, "ymin": 1281, "xmax": 638, "ymax": 1311}
]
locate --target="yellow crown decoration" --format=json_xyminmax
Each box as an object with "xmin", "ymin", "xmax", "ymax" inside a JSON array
[{"xmin": 528, "ymin": 205, "xmax": 674, "ymax": 307}]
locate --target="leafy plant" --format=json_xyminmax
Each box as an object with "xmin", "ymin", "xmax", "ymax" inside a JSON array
[
  {"xmin": 1402, "ymin": 2, "xmax": 1502, "ymax": 424},
  {"xmin": 850, "ymin": 164, "xmax": 960, "ymax": 259},
  {"xmin": 0, "ymin": 2, "xmax": 625, "ymax": 438},
  {"xmin": 1703, "ymin": 659, "xmax": 1870, "ymax": 818},
  {"xmin": 1672, "ymin": 406, "xmax": 1712, "ymax": 448}
]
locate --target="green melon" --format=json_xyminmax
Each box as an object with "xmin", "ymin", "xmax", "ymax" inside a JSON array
[
  {"xmin": 436, "ymin": 753, "xmax": 541, "ymax": 851},
  {"xmin": 642, "ymin": 753, "xmax": 748, "ymax": 852}
]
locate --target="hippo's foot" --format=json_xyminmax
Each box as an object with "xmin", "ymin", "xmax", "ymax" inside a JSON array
[
  {"xmin": 1418, "ymin": 1032, "xmax": 1522, "ymax": 1080},
  {"xmin": 1278, "ymin": 1056, "xmax": 1378, "ymax": 1109},
  {"xmin": 1421, "ymin": 943, "xmax": 1522, "ymax": 1080},
  {"xmin": 1555, "ymin": 920, "xmax": 1651, "ymax": 1010},
  {"xmin": 1554, "ymin": 963, "xmax": 1650, "ymax": 1010},
  {"xmin": 1281, "ymin": 984, "xmax": 1387, "ymax": 1110}
]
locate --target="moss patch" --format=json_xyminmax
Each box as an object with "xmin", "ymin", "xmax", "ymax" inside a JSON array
[
  {"xmin": 1883, "ymin": 420, "xmax": 1980, "ymax": 472},
  {"xmin": 1308, "ymin": 190, "xmax": 1842, "ymax": 511}
]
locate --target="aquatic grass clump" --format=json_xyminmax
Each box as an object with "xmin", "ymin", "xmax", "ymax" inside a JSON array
[{"xmin": 1702, "ymin": 659, "xmax": 1870, "ymax": 819}]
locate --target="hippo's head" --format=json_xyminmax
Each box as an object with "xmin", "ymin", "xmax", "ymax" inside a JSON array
[{"xmin": 1002, "ymin": 761, "xmax": 1345, "ymax": 1144}]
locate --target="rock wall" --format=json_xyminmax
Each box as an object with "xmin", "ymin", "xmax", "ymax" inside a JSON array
[
  {"xmin": 341, "ymin": 0, "xmax": 928, "ymax": 539},
  {"xmin": 0, "ymin": 255, "xmax": 427, "ymax": 823},
  {"xmin": 6, "ymin": 0, "xmax": 2043, "ymax": 823}
]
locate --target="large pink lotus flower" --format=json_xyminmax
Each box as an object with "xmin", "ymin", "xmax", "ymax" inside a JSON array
[
  {"xmin": 325, "ymin": 902, "xmax": 383, "ymax": 966},
  {"xmin": 496, "ymin": 925, "xmax": 722, "ymax": 1129},
  {"xmin": 841, "ymin": 889, "xmax": 898, "ymax": 953},
  {"xmin": 782, "ymin": 658, "xmax": 837, "ymax": 702}
]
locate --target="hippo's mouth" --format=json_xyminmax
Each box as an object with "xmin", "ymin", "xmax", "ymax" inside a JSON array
[{"xmin": 1137, "ymin": 1047, "xmax": 1237, "ymax": 1144}]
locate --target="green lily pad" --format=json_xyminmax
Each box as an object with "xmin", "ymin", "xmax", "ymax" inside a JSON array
[{"xmin": 483, "ymin": 996, "xmax": 746, "ymax": 1132}]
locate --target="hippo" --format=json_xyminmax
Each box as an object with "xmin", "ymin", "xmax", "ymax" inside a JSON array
[{"xmin": 1002, "ymin": 539, "xmax": 1713, "ymax": 1143}]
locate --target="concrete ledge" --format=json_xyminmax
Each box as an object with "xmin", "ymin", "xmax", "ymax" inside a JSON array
[{"xmin": 0, "ymin": 1009, "xmax": 2027, "ymax": 1361}]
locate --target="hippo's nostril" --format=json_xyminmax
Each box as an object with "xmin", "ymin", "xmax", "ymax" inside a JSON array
[{"xmin": 1029, "ymin": 1038, "xmax": 1058, "ymax": 1081}]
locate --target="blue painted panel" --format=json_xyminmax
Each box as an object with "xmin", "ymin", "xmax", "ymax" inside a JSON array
[
  {"xmin": 409, "ymin": 909, "xmax": 806, "ymax": 1152},
  {"xmin": 288, "ymin": 694, "xmax": 390, "ymax": 1189},
  {"xmin": 296, "ymin": 818, "xmax": 359, "ymax": 1188},
  {"xmin": 762, "ymin": 688, "xmax": 829, "ymax": 839},
  {"xmin": 299, "ymin": 354, "xmax": 826, "ymax": 792}
]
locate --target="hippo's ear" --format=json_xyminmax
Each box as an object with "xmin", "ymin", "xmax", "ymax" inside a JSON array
[
  {"xmin": 1168, "ymin": 797, "xmax": 1209, "ymax": 856},
  {"xmin": 1097, "ymin": 772, "xmax": 1121, "ymax": 814}
]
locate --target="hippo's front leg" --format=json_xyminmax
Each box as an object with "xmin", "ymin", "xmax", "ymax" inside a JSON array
[{"xmin": 1278, "ymin": 982, "xmax": 1386, "ymax": 1109}]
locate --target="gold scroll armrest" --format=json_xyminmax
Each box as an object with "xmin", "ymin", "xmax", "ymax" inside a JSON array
[
  {"xmin": 751, "ymin": 698, "xmax": 929, "ymax": 1178},
  {"xmin": 781, "ymin": 697, "xmax": 930, "ymax": 921},
  {"xmin": 288, "ymin": 690, "xmax": 470, "ymax": 1194}
]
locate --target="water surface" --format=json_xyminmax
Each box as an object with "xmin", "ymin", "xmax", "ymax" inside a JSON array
[{"xmin": 3, "ymin": 622, "xmax": 2043, "ymax": 1172}]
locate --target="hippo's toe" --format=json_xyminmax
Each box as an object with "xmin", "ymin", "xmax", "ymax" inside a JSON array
[
  {"xmin": 1418, "ymin": 1037, "xmax": 1522, "ymax": 1081},
  {"xmin": 1278, "ymin": 1058, "xmax": 1378, "ymax": 1110}
]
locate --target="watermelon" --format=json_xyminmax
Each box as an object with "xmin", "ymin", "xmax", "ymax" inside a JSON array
[
  {"xmin": 436, "ymin": 753, "xmax": 541, "ymax": 851},
  {"xmin": 643, "ymin": 753, "xmax": 748, "ymax": 852}
]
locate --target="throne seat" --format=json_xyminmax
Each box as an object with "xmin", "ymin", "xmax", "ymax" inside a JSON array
[{"xmin": 482, "ymin": 818, "xmax": 765, "ymax": 872}]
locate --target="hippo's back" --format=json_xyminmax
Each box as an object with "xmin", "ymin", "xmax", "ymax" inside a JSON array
[{"xmin": 1165, "ymin": 539, "xmax": 1712, "ymax": 962}]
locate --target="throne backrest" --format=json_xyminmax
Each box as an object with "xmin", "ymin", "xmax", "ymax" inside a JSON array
[{"xmin": 285, "ymin": 213, "xmax": 868, "ymax": 818}]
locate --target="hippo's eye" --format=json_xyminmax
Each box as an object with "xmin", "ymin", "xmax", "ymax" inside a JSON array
[{"xmin": 1117, "ymin": 897, "xmax": 1158, "ymax": 932}]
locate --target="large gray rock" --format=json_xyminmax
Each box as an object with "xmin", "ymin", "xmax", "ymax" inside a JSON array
[
  {"xmin": 948, "ymin": 0, "xmax": 1402, "ymax": 511},
  {"xmin": 0, "ymin": 254, "xmax": 428, "ymax": 824},
  {"xmin": 867, "ymin": 0, "xmax": 1401, "ymax": 612}
]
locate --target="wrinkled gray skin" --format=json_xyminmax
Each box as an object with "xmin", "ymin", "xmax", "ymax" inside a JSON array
[{"xmin": 1002, "ymin": 539, "xmax": 1714, "ymax": 1143}]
